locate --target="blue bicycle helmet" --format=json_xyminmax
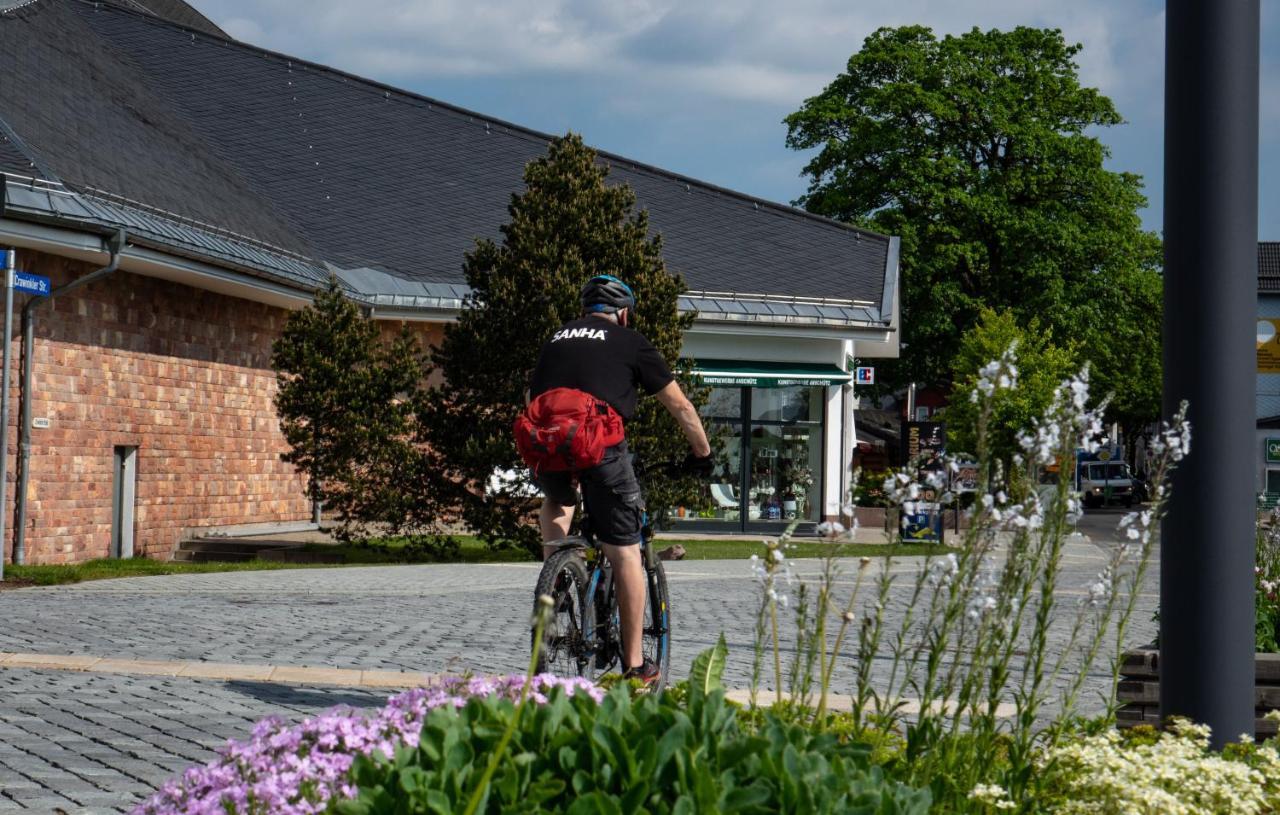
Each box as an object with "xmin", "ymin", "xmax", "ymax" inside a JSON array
[{"xmin": 580, "ymin": 274, "xmax": 636, "ymax": 314}]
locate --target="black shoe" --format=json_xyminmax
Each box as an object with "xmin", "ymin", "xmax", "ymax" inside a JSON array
[{"xmin": 622, "ymin": 657, "xmax": 661, "ymax": 686}]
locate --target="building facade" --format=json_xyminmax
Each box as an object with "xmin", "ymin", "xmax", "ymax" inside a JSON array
[
  {"xmin": 0, "ymin": 0, "xmax": 899, "ymax": 562},
  {"xmin": 1257, "ymin": 242, "xmax": 1280, "ymax": 498}
]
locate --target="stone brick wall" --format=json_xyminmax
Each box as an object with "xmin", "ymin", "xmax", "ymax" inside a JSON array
[{"xmin": 4, "ymin": 249, "xmax": 443, "ymax": 564}]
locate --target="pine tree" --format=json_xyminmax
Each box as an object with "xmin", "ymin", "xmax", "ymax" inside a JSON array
[
  {"xmin": 272, "ymin": 278, "xmax": 435, "ymax": 537},
  {"xmin": 426, "ymin": 133, "xmax": 702, "ymax": 553}
]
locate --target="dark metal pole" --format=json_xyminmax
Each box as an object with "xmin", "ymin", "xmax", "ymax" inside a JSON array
[{"xmin": 1162, "ymin": 0, "xmax": 1259, "ymax": 748}]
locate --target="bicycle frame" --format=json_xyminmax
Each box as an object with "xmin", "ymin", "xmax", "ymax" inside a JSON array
[{"xmin": 544, "ymin": 509, "xmax": 668, "ymax": 680}]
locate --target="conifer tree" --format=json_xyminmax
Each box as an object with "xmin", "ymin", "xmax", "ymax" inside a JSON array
[
  {"xmin": 427, "ymin": 133, "xmax": 703, "ymax": 553},
  {"xmin": 272, "ymin": 278, "xmax": 436, "ymax": 537}
]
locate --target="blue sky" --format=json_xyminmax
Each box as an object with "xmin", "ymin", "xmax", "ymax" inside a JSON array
[{"xmin": 200, "ymin": 0, "xmax": 1277, "ymax": 238}]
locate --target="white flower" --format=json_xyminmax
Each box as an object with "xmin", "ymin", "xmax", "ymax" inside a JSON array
[
  {"xmin": 815, "ymin": 521, "xmax": 845, "ymax": 539},
  {"xmin": 927, "ymin": 553, "xmax": 959, "ymax": 587},
  {"xmin": 969, "ymin": 783, "xmax": 1015, "ymax": 810}
]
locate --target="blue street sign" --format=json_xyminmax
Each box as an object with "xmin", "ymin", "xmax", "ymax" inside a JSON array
[{"xmin": 12, "ymin": 271, "xmax": 50, "ymax": 296}]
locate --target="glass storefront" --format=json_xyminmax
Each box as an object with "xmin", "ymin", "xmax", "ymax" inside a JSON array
[{"xmin": 670, "ymin": 385, "xmax": 825, "ymax": 529}]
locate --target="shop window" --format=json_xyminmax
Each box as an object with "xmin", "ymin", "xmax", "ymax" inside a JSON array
[
  {"xmin": 1267, "ymin": 469, "xmax": 1280, "ymax": 495},
  {"xmin": 675, "ymin": 385, "xmax": 825, "ymax": 526},
  {"xmin": 702, "ymin": 387, "xmax": 743, "ymax": 420}
]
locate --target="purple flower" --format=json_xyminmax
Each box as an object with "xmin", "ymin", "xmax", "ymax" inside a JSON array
[{"xmin": 132, "ymin": 674, "xmax": 603, "ymax": 815}]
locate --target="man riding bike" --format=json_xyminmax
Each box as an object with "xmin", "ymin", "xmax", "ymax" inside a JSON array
[{"xmin": 518, "ymin": 274, "xmax": 713, "ymax": 684}]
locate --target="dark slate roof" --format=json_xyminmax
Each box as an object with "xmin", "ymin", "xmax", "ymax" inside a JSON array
[
  {"xmin": 0, "ymin": 0, "xmax": 894, "ymax": 322},
  {"xmin": 1262, "ymin": 243, "xmax": 1280, "ymax": 293},
  {"xmin": 108, "ymin": 0, "xmax": 225, "ymax": 37}
]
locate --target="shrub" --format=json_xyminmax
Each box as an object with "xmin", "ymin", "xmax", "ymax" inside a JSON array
[
  {"xmin": 132, "ymin": 676, "xmax": 601, "ymax": 815},
  {"xmin": 337, "ymin": 685, "xmax": 931, "ymax": 815},
  {"xmin": 1031, "ymin": 719, "xmax": 1280, "ymax": 814}
]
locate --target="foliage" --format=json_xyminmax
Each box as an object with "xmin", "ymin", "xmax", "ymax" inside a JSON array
[
  {"xmin": 271, "ymin": 278, "xmax": 446, "ymax": 538},
  {"xmin": 424, "ymin": 133, "xmax": 704, "ymax": 555},
  {"xmin": 745, "ymin": 345, "xmax": 1189, "ymax": 812},
  {"xmin": 944, "ymin": 309, "xmax": 1080, "ymax": 465},
  {"xmin": 853, "ymin": 469, "xmax": 893, "ymax": 508},
  {"xmin": 1032, "ymin": 719, "xmax": 1280, "ymax": 814},
  {"xmin": 132, "ymin": 676, "xmax": 602, "ymax": 815},
  {"xmin": 1256, "ymin": 507, "xmax": 1280, "ymax": 652},
  {"xmin": 338, "ymin": 684, "xmax": 931, "ymax": 815},
  {"xmin": 785, "ymin": 25, "xmax": 1162, "ymax": 428}
]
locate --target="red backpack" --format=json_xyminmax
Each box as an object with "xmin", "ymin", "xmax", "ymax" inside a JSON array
[{"xmin": 514, "ymin": 388, "xmax": 625, "ymax": 474}]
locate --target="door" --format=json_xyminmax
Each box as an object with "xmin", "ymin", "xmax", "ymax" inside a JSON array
[{"xmin": 112, "ymin": 446, "xmax": 137, "ymax": 558}]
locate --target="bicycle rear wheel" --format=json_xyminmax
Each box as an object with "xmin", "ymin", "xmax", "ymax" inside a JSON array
[{"xmin": 532, "ymin": 548, "xmax": 591, "ymax": 677}]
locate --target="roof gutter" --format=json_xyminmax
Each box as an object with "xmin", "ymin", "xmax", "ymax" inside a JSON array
[{"xmin": 14, "ymin": 228, "xmax": 126, "ymax": 564}]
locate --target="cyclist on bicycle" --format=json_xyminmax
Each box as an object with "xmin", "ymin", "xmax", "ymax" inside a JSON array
[{"xmin": 521, "ymin": 274, "xmax": 712, "ymax": 684}]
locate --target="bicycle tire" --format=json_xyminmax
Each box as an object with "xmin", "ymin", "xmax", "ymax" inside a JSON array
[
  {"xmin": 647, "ymin": 558, "xmax": 672, "ymax": 690},
  {"xmin": 531, "ymin": 548, "xmax": 592, "ymax": 678},
  {"xmin": 581, "ymin": 555, "xmax": 672, "ymax": 691}
]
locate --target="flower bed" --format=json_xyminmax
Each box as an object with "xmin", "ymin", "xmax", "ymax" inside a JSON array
[
  {"xmin": 133, "ymin": 675, "xmax": 601, "ymax": 815},
  {"xmin": 1117, "ymin": 648, "xmax": 1280, "ymax": 741}
]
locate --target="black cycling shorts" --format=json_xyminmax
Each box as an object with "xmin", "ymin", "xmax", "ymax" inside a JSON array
[{"xmin": 535, "ymin": 441, "xmax": 644, "ymax": 546}]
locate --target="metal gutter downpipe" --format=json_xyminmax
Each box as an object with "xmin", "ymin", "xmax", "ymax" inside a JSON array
[{"xmin": 13, "ymin": 228, "xmax": 125, "ymax": 564}]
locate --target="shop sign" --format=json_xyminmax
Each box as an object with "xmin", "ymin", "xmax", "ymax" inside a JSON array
[
  {"xmin": 1267, "ymin": 438, "xmax": 1280, "ymax": 464},
  {"xmin": 952, "ymin": 460, "xmax": 979, "ymax": 493},
  {"xmin": 902, "ymin": 502, "xmax": 944, "ymax": 543},
  {"xmin": 855, "ymin": 366, "xmax": 875, "ymax": 385},
  {"xmin": 1259, "ymin": 319, "xmax": 1280, "ymax": 373},
  {"xmin": 699, "ymin": 374, "xmax": 845, "ymax": 388},
  {"xmin": 902, "ymin": 421, "xmax": 946, "ymax": 468}
]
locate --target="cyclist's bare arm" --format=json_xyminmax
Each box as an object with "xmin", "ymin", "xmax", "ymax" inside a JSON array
[{"xmin": 654, "ymin": 381, "xmax": 712, "ymax": 457}]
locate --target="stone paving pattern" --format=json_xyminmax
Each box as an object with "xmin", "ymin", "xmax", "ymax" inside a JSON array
[{"xmin": 0, "ymin": 517, "xmax": 1156, "ymax": 812}]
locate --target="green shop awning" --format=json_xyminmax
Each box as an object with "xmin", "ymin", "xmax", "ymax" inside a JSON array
[{"xmin": 689, "ymin": 359, "xmax": 852, "ymax": 388}]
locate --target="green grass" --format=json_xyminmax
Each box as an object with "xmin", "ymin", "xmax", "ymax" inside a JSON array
[
  {"xmin": 0, "ymin": 538, "xmax": 942, "ymax": 587},
  {"xmin": 2, "ymin": 557, "xmax": 329, "ymax": 587},
  {"xmin": 300, "ymin": 536, "xmax": 941, "ymax": 563}
]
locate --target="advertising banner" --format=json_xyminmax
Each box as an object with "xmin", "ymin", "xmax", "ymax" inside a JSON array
[
  {"xmin": 902, "ymin": 421, "xmax": 946, "ymax": 469},
  {"xmin": 1258, "ymin": 319, "xmax": 1280, "ymax": 373}
]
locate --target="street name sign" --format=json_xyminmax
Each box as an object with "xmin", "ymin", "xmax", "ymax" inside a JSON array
[{"xmin": 11, "ymin": 271, "xmax": 50, "ymax": 296}]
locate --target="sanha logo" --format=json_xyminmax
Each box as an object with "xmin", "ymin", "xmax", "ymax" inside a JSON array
[{"xmin": 552, "ymin": 327, "xmax": 608, "ymax": 342}]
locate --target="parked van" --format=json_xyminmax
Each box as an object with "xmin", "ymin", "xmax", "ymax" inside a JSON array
[{"xmin": 1075, "ymin": 451, "xmax": 1136, "ymax": 509}]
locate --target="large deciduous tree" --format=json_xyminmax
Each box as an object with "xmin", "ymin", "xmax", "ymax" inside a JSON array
[
  {"xmin": 425, "ymin": 133, "xmax": 703, "ymax": 554},
  {"xmin": 786, "ymin": 25, "xmax": 1162, "ymax": 428}
]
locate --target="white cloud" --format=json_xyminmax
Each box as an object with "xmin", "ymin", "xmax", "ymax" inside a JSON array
[
  {"xmin": 199, "ymin": 0, "xmax": 1173, "ymax": 113},
  {"xmin": 191, "ymin": 0, "xmax": 1276, "ymax": 229}
]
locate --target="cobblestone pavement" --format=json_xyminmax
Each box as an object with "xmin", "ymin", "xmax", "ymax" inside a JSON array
[{"xmin": 0, "ymin": 515, "xmax": 1156, "ymax": 812}]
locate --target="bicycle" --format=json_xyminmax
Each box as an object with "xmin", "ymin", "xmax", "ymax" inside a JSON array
[{"xmin": 531, "ymin": 462, "xmax": 683, "ymax": 690}]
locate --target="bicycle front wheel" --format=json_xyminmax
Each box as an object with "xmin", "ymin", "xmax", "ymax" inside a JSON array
[
  {"xmin": 532, "ymin": 549, "xmax": 592, "ymax": 678},
  {"xmin": 646, "ymin": 559, "xmax": 672, "ymax": 690},
  {"xmin": 581, "ymin": 558, "xmax": 672, "ymax": 691}
]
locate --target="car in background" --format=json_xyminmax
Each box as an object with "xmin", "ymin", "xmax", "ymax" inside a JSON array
[{"xmin": 1077, "ymin": 459, "xmax": 1136, "ymax": 508}]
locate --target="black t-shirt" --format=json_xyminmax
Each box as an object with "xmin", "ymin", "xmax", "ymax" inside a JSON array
[{"xmin": 529, "ymin": 316, "xmax": 674, "ymax": 420}]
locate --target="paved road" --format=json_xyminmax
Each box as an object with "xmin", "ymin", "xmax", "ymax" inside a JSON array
[{"xmin": 0, "ymin": 511, "xmax": 1154, "ymax": 812}]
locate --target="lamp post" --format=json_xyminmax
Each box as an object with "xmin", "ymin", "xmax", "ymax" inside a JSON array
[{"xmin": 1161, "ymin": 0, "xmax": 1259, "ymax": 749}]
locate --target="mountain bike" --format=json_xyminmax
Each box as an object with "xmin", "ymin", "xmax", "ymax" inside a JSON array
[{"xmin": 531, "ymin": 463, "xmax": 684, "ymax": 690}]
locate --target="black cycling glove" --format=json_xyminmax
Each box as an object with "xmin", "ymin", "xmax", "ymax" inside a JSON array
[{"xmin": 682, "ymin": 451, "xmax": 715, "ymax": 477}]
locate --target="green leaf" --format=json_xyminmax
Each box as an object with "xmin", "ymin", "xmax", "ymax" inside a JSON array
[
  {"xmin": 688, "ymin": 634, "xmax": 729, "ymax": 704},
  {"xmin": 566, "ymin": 792, "xmax": 624, "ymax": 815}
]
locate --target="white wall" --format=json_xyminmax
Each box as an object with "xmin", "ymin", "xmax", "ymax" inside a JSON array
[{"xmin": 681, "ymin": 331, "xmax": 846, "ymax": 367}]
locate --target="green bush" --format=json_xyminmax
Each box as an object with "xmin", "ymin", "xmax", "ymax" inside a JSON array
[{"xmin": 336, "ymin": 687, "xmax": 930, "ymax": 815}]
